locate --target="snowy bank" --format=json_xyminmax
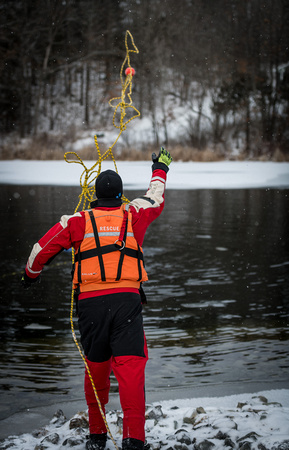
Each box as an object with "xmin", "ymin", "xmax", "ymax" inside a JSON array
[
  {"xmin": 1, "ymin": 390, "xmax": 289, "ymax": 450},
  {"xmin": 0, "ymin": 160, "xmax": 289, "ymax": 189}
]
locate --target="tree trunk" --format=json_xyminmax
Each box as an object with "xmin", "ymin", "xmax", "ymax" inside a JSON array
[
  {"xmin": 85, "ymin": 62, "xmax": 90, "ymax": 126},
  {"xmin": 245, "ymin": 97, "xmax": 251, "ymax": 153}
]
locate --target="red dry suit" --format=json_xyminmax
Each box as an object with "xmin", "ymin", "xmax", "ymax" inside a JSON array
[{"xmin": 24, "ymin": 165, "xmax": 168, "ymax": 443}]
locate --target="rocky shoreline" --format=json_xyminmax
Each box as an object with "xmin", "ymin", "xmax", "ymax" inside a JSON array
[{"xmin": 1, "ymin": 392, "xmax": 289, "ymax": 450}]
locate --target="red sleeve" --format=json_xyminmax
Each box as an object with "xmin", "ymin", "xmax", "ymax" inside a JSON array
[
  {"xmin": 129, "ymin": 168, "xmax": 167, "ymax": 246},
  {"xmin": 25, "ymin": 211, "xmax": 86, "ymax": 280}
]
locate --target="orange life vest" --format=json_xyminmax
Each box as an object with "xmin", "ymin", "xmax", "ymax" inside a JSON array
[{"xmin": 73, "ymin": 204, "xmax": 148, "ymax": 292}]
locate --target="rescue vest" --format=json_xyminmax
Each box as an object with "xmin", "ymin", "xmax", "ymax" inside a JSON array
[{"xmin": 73, "ymin": 204, "xmax": 148, "ymax": 292}]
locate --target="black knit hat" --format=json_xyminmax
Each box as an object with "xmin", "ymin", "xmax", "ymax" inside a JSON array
[{"xmin": 95, "ymin": 170, "xmax": 123, "ymax": 199}]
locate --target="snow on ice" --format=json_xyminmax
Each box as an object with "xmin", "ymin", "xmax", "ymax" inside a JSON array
[{"xmin": 0, "ymin": 160, "xmax": 289, "ymax": 190}]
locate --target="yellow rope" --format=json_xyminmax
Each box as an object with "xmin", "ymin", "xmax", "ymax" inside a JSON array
[
  {"xmin": 65, "ymin": 30, "xmax": 140, "ymax": 449},
  {"xmin": 109, "ymin": 30, "xmax": 140, "ymax": 141}
]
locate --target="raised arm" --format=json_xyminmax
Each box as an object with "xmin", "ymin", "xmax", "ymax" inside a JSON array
[{"xmin": 129, "ymin": 148, "xmax": 172, "ymax": 246}]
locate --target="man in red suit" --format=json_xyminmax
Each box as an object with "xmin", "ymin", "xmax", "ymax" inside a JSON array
[{"xmin": 22, "ymin": 148, "xmax": 172, "ymax": 450}]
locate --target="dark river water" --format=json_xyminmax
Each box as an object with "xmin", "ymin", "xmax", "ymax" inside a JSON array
[{"xmin": 0, "ymin": 185, "xmax": 289, "ymax": 438}]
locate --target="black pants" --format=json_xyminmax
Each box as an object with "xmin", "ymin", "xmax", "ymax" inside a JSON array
[
  {"xmin": 78, "ymin": 291, "xmax": 146, "ymax": 362},
  {"xmin": 77, "ymin": 291, "xmax": 148, "ymax": 441}
]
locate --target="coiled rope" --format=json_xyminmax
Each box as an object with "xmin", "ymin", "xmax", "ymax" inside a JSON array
[{"xmin": 64, "ymin": 30, "xmax": 140, "ymax": 450}]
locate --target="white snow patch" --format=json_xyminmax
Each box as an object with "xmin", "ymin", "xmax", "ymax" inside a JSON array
[
  {"xmin": 1, "ymin": 390, "xmax": 289, "ymax": 450},
  {"xmin": 0, "ymin": 160, "xmax": 289, "ymax": 189}
]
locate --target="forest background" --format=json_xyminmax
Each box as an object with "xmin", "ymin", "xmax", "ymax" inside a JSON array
[{"xmin": 1, "ymin": 0, "xmax": 289, "ymax": 161}]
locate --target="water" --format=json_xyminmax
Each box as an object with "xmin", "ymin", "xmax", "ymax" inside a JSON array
[{"xmin": 0, "ymin": 186, "xmax": 289, "ymax": 437}]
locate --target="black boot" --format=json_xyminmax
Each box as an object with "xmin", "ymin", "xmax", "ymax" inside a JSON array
[
  {"xmin": 122, "ymin": 438, "xmax": 145, "ymax": 450},
  {"xmin": 86, "ymin": 433, "xmax": 107, "ymax": 450}
]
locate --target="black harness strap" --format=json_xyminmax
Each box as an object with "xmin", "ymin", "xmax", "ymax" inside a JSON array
[
  {"xmin": 115, "ymin": 211, "xmax": 129, "ymax": 281},
  {"xmin": 75, "ymin": 245, "xmax": 143, "ymax": 262},
  {"xmin": 136, "ymin": 244, "xmax": 142, "ymax": 281},
  {"xmin": 88, "ymin": 210, "xmax": 106, "ymax": 281},
  {"xmin": 77, "ymin": 250, "xmax": 82, "ymax": 283}
]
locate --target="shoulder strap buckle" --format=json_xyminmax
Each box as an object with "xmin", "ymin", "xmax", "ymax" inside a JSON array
[{"xmin": 114, "ymin": 239, "xmax": 125, "ymax": 251}]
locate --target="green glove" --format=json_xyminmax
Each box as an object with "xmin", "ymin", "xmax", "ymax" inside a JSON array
[{"xmin": 152, "ymin": 147, "xmax": 173, "ymax": 167}]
